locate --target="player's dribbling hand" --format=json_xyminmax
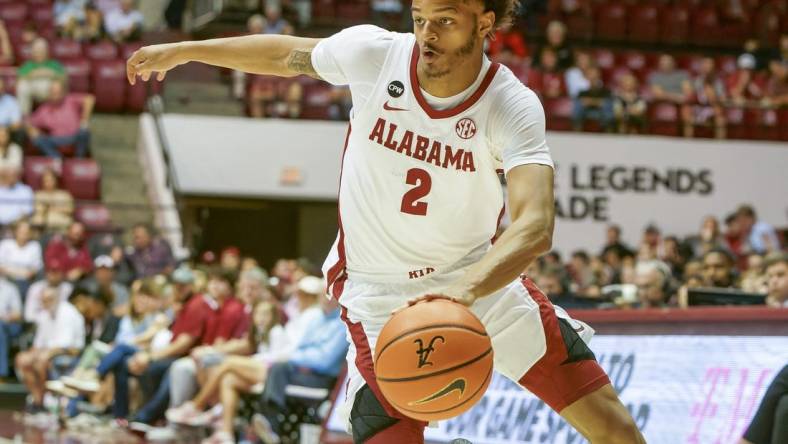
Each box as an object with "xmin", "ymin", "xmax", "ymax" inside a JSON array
[
  {"xmin": 126, "ymin": 43, "xmax": 186, "ymax": 85},
  {"xmin": 391, "ymin": 292, "xmax": 476, "ymax": 315}
]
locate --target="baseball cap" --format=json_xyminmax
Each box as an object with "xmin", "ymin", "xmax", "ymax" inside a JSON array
[
  {"xmin": 297, "ymin": 276, "xmax": 325, "ymax": 296},
  {"xmin": 171, "ymin": 265, "xmax": 195, "ymax": 284},
  {"xmin": 94, "ymin": 255, "xmax": 115, "ymax": 269},
  {"xmin": 737, "ymin": 53, "xmax": 756, "ymax": 70}
]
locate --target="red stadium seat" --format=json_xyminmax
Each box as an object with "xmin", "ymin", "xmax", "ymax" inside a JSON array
[
  {"xmin": 0, "ymin": 3, "xmax": 28, "ymax": 26},
  {"xmin": 524, "ymin": 69, "xmax": 543, "ymax": 92},
  {"xmin": 716, "ymin": 55, "xmax": 738, "ymax": 74},
  {"xmin": 690, "ymin": 6, "xmax": 720, "ymax": 47},
  {"xmin": 628, "ymin": 2, "xmax": 659, "ymax": 43},
  {"xmin": 62, "ymin": 159, "xmax": 101, "ymax": 200},
  {"xmin": 779, "ymin": 109, "xmax": 788, "ymax": 141},
  {"xmin": 85, "ymin": 41, "xmax": 119, "ymax": 61},
  {"xmin": 51, "ymin": 39, "xmax": 83, "ymax": 61},
  {"xmin": 91, "ymin": 60, "xmax": 126, "ymax": 112},
  {"xmin": 724, "ymin": 107, "xmax": 751, "ymax": 140},
  {"xmin": 660, "ymin": 4, "xmax": 690, "ymax": 45},
  {"xmin": 648, "ymin": 102, "xmax": 679, "ymax": 137},
  {"xmin": 566, "ymin": 13, "xmax": 594, "ymax": 41},
  {"xmin": 30, "ymin": 4, "xmax": 54, "ymax": 25},
  {"xmin": 336, "ymin": 0, "xmax": 369, "ymax": 21},
  {"xmin": 75, "ymin": 204, "xmax": 112, "ymax": 229},
  {"xmin": 753, "ymin": 108, "xmax": 781, "ymax": 140},
  {"xmin": 312, "ymin": 0, "xmax": 337, "ymax": 20},
  {"xmin": 23, "ymin": 157, "xmax": 62, "ymax": 190},
  {"xmin": 63, "ymin": 59, "xmax": 91, "ymax": 93},
  {"xmin": 544, "ymin": 97, "xmax": 573, "ymax": 131},
  {"xmin": 595, "ymin": 2, "xmax": 627, "ymax": 41},
  {"xmin": 0, "ymin": 66, "xmax": 17, "ymax": 94}
]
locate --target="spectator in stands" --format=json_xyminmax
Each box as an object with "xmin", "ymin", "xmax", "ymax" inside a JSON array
[
  {"xmin": 0, "ymin": 220, "xmax": 43, "ymax": 296},
  {"xmin": 727, "ymin": 54, "xmax": 765, "ymax": 107},
  {"xmin": 764, "ymin": 253, "xmax": 788, "ymax": 308},
  {"xmin": 0, "ymin": 126, "xmax": 22, "ymax": 178},
  {"xmin": 70, "ymin": 286, "xmax": 120, "ymax": 346},
  {"xmin": 536, "ymin": 48, "xmax": 566, "ymax": 99},
  {"xmin": 0, "ymin": 80, "xmax": 22, "ymax": 142},
  {"xmin": 635, "ymin": 260, "xmax": 674, "ymax": 308},
  {"xmin": 572, "ymin": 67, "xmax": 614, "ymax": 132},
  {"xmin": 253, "ymin": 294, "xmax": 348, "ymax": 442},
  {"xmin": 648, "ymin": 54, "xmax": 692, "ymax": 104},
  {"xmin": 55, "ymin": 0, "xmax": 103, "ymax": 41},
  {"xmin": 105, "ymin": 0, "xmax": 144, "ymax": 43},
  {"xmin": 166, "ymin": 301, "xmax": 287, "ymax": 441},
  {"xmin": 486, "ymin": 23, "xmax": 528, "ymax": 66},
  {"xmin": 24, "ymin": 260, "xmax": 73, "ymax": 322},
  {"xmin": 372, "ymin": 0, "xmax": 404, "ymax": 30},
  {"xmin": 126, "ymin": 223, "xmax": 176, "ymax": 278},
  {"xmin": 104, "ymin": 266, "xmax": 213, "ymax": 424},
  {"xmin": 702, "ymin": 248, "xmax": 737, "ymax": 288},
  {"xmin": 613, "ymin": 72, "xmax": 647, "ymax": 134},
  {"xmin": 568, "ymin": 250, "xmax": 594, "ymax": 295},
  {"xmin": 16, "ymin": 38, "xmax": 66, "ymax": 116},
  {"xmin": 165, "ymin": 269, "xmax": 247, "ymax": 414},
  {"xmin": 27, "ymin": 79, "xmax": 95, "ymax": 159},
  {"xmin": 32, "ymin": 167, "xmax": 75, "ymax": 231},
  {"xmin": 16, "ymin": 286, "xmax": 85, "ymax": 412},
  {"xmin": 762, "ymin": 60, "xmax": 788, "ymax": 108},
  {"xmin": 328, "ymin": 86, "xmax": 352, "ymax": 121},
  {"xmin": 685, "ymin": 57, "xmax": 727, "ymax": 139},
  {"xmin": 45, "ymin": 221, "xmax": 93, "ymax": 282},
  {"xmin": 565, "ymin": 50, "xmax": 592, "ymax": 99},
  {"xmin": 688, "ymin": 216, "xmax": 730, "ymax": 258},
  {"xmin": 0, "ymin": 272, "xmax": 22, "ymax": 381},
  {"xmin": 0, "ymin": 20, "xmax": 13, "ymax": 66},
  {"xmin": 736, "ymin": 204, "xmax": 781, "ymax": 254},
  {"xmin": 282, "ymin": 275, "xmax": 323, "ymax": 330},
  {"xmin": 601, "ymin": 225, "xmax": 633, "ymax": 264},
  {"xmin": 263, "ymin": 4, "xmax": 293, "ymax": 35},
  {"xmin": 535, "ymin": 21, "xmax": 573, "ymax": 70},
  {"xmin": 82, "ymin": 255, "xmax": 131, "ymax": 317},
  {"xmin": 0, "ymin": 167, "xmax": 33, "ymax": 227}
]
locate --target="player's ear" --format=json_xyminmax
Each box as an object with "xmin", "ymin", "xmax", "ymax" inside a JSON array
[{"xmin": 478, "ymin": 11, "xmax": 495, "ymax": 38}]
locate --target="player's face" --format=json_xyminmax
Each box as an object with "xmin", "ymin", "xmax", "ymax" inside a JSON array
[{"xmin": 411, "ymin": 0, "xmax": 493, "ymax": 79}]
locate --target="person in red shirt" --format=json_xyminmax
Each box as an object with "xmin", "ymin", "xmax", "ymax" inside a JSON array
[
  {"xmin": 26, "ymin": 79, "xmax": 95, "ymax": 158},
  {"xmin": 486, "ymin": 23, "xmax": 529, "ymax": 65},
  {"xmin": 43, "ymin": 221, "xmax": 93, "ymax": 282},
  {"xmin": 202, "ymin": 268, "xmax": 246, "ymax": 345}
]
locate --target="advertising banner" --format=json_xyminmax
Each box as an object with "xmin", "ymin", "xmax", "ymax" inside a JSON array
[{"xmin": 325, "ymin": 335, "xmax": 788, "ymax": 444}]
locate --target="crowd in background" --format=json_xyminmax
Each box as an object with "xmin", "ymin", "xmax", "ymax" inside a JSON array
[
  {"xmin": 0, "ymin": 221, "xmax": 348, "ymax": 443},
  {"xmin": 523, "ymin": 204, "xmax": 787, "ymax": 310}
]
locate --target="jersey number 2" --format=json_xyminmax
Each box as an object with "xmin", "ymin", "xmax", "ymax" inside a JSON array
[{"xmin": 400, "ymin": 168, "xmax": 431, "ymax": 216}]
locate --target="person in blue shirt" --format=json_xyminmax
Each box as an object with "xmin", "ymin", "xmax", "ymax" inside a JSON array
[
  {"xmin": 254, "ymin": 293, "xmax": 348, "ymax": 441},
  {"xmin": 737, "ymin": 205, "xmax": 781, "ymax": 255}
]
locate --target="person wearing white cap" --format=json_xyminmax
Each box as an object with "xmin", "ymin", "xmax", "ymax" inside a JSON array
[{"xmin": 81, "ymin": 255, "xmax": 131, "ymax": 317}]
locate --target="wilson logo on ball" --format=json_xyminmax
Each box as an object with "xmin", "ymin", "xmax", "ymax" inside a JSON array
[
  {"xmin": 414, "ymin": 335, "xmax": 444, "ymax": 368},
  {"xmin": 455, "ymin": 118, "xmax": 476, "ymax": 139}
]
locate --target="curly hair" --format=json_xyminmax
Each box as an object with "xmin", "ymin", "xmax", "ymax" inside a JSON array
[{"xmin": 482, "ymin": 0, "xmax": 521, "ymax": 29}]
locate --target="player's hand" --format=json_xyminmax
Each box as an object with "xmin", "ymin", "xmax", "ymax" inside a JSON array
[
  {"xmin": 126, "ymin": 43, "xmax": 186, "ymax": 85},
  {"xmin": 391, "ymin": 292, "xmax": 476, "ymax": 315}
]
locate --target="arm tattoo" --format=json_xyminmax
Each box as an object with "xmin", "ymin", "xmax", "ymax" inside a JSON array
[{"xmin": 287, "ymin": 49, "xmax": 321, "ymax": 79}]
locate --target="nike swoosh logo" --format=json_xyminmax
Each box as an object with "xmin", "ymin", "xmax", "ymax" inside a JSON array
[
  {"xmin": 383, "ymin": 101, "xmax": 408, "ymax": 111},
  {"xmin": 408, "ymin": 378, "xmax": 466, "ymax": 406},
  {"xmin": 573, "ymin": 324, "xmax": 585, "ymax": 333}
]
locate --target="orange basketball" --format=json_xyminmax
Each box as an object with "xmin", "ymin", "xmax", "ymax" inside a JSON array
[{"xmin": 374, "ymin": 298, "xmax": 494, "ymax": 422}]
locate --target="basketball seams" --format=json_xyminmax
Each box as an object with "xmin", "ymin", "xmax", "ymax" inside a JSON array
[
  {"xmin": 374, "ymin": 323, "xmax": 488, "ymax": 366},
  {"xmin": 376, "ymin": 347, "xmax": 493, "ymax": 383}
]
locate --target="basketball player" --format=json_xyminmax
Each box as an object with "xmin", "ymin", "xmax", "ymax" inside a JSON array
[{"xmin": 127, "ymin": 1, "xmax": 646, "ymax": 442}]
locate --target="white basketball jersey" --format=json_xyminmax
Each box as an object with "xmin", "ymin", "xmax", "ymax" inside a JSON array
[{"xmin": 320, "ymin": 30, "xmax": 549, "ymax": 289}]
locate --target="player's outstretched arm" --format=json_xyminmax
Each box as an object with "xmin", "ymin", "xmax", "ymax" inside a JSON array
[{"xmin": 126, "ymin": 35, "xmax": 322, "ymax": 85}]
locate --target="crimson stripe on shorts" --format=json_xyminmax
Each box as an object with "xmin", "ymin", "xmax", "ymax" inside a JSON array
[
  {"xmin": 339, "ymin": 304, "xmax": 403, "ymax": 419},
  {"xmin": 520, "ymin": 277, "xmax": 568, "ymax": 369},
  {"xmin": 326, "ymin": 125, "xmax": 352, "ymax": 299}
]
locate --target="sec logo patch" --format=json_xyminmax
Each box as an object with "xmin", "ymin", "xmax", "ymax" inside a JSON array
[{"xmin": 455, "ymin": 118, "xmax": 476, "ymax": 139}]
